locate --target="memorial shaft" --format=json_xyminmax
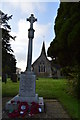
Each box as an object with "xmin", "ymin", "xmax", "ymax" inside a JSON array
[
  {"xmin": 27, "ymin": 38, "xmax": 32, "ymax": 71},
  {"xmin": 26, "ymin": 14, "xmax": 37, "ymax": 71}
]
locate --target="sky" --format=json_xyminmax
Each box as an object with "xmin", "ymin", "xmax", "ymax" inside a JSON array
[{"xmin": 0, "ymin": 1, "xmax": 60, "ymax": 71}]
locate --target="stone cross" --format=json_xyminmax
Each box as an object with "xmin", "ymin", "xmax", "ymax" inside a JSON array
[
  {"xmin": 27, "ymin": 14, "xmax": 37, "ymax": 29},
  {"xmin": 26, "ymin": 14, "xmax": 37, "ymax": 71}
]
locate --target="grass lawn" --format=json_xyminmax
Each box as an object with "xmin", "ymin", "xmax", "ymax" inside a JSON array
[{"xmin": 2, "ymin": 78, "xmax": 79, "ymax": 119}]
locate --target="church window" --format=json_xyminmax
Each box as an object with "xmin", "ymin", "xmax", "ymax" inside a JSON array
[
  {"xmin": 43, "ymin": 66, "xmax": 45, "ymax": 72},
  {"xmin": 38, "ymin": 62, "xmax": 45, "ymax": 73},
  {"xmin": 41, "ymin": 65, "xmax": 44, "ymax": 72},
  {"xmin": 39, "ymin": 66, "xmax": 40, "ymax": 72}
]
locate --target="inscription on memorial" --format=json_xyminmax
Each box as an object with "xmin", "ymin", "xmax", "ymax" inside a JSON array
[
  {"xmin": 25, "ymin": 77, "xmax": 33, "ymax": 91},
  {"xmin": 19, "ymin": 73, "xmax": 36, "ymax": 97}
]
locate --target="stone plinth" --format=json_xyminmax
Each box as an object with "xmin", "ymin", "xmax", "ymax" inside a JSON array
[{"xmin": 19, "ymin": 71, "xmax": 36, "ymax": 97}]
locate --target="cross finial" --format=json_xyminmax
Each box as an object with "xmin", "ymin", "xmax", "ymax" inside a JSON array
[{"xmin": 27, "ymin": 14, "xmax": 37, "ymax": 29}]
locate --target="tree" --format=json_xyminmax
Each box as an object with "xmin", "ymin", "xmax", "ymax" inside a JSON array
[
  {"xmin": 0, "ymin": 10, "xmax": 16, "ymax": 79},
  {"xmin": 48, "ymin": 2, "xmax": 80, "ymax": 67},
  {"xmin": 47, "ymin": 2, "xmax": 80, "ymax": 98}
]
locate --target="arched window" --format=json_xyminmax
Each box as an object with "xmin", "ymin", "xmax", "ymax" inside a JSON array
[
  {"xmin": 39, "ymin": 65, "xmax": 40, "ymax": 72},
  {"xmin": 38, "ymin": 61, "xmax": 45, "ymax": 73},
  {"xmin": 43, "ymin": 65, "xmax": 45, "ymax": 72}
]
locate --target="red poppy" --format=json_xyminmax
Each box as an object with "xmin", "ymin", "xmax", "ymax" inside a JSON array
[
  {"xmin": 17, "ymin": 101, "xmax": 20, "ymax": 104},
  {"xmin": 11, "ymin": 100, "xmax": 15, "ymax": 104},
  {"xmin": 18, "ymin": 102, "xmax": 29, "ymax": 117},
  {"xmin": 30, "ymin": 102, "xmax": 40, "ymax": 115}
]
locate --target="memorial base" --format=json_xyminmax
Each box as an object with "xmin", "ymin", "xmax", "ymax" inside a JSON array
[
  {"xmin": 5, "ymin": 71, "xmax": 44, "ymax": 112},
  {"xmin": 5, "ymin": 94, "xmax": 44, "ymax": 112}
]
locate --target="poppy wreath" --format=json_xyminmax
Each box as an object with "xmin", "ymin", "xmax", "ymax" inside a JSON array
[
  {"xmin": 8, "ymin": 110, "xmax": 20, "ymax": 118},
  {"xmin": 8, "ymin": 101, "xmax": 29, "ymax": 118},
  {"xmin": 8, "ymin": 100, "xmax": 20, "ymax": 118},
  {"xmin": 18, "ymin": 102, "xmax": 29, "ymax": 117},
  {"xmin": 30, "ymin": 102, "xmax": 40, "ymax": 116}
]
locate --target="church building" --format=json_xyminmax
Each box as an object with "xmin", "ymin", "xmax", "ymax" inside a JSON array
[
  {"xmin": 32, "ymin": 42, "xmax": 52, "ymax": 77},
  {"xmin": 32, "ymin": 42, "xmax": 61, "ymax": 78}
]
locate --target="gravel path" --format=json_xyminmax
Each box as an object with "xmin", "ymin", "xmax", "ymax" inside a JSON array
[{"xmin": 2, "ymin": 97, "xmax": 72, "ymax": 119}]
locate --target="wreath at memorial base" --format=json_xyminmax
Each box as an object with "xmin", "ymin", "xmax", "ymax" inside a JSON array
[
  {"xmin": 18, "ymin": 102, "xmax": 29, "ymax": 117},
  {"xmin": 8, "ymin": 110, "xmax": 20, "ymax": 118},
  {"xmin": 8, "ymin": 101, "xmax": 29, "ymax": 118},
  {"xmin": 29, "ymin": 102, "xmax": 40, "ymax": 116},
  {"xmin": 8, "ymin": 101, "xmax": 42, "ymax": 118}
]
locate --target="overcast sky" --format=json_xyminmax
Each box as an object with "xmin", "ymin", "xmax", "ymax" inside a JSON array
[{"xmin": 1, "ymin": 1, "xmax": 60, "ymax": 71}]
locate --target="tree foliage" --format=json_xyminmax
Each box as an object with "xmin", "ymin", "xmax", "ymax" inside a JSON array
[
  {"xmin": 47, "ymin": 2, "xmax": 80, "ymax": 98},
  {"xmin": 0, "ymin": 10, "xmax": 16, "ymax": 77},
  {"xmin": 48, "ymin": 2, "xmax": 80, "ymax": 67}
]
